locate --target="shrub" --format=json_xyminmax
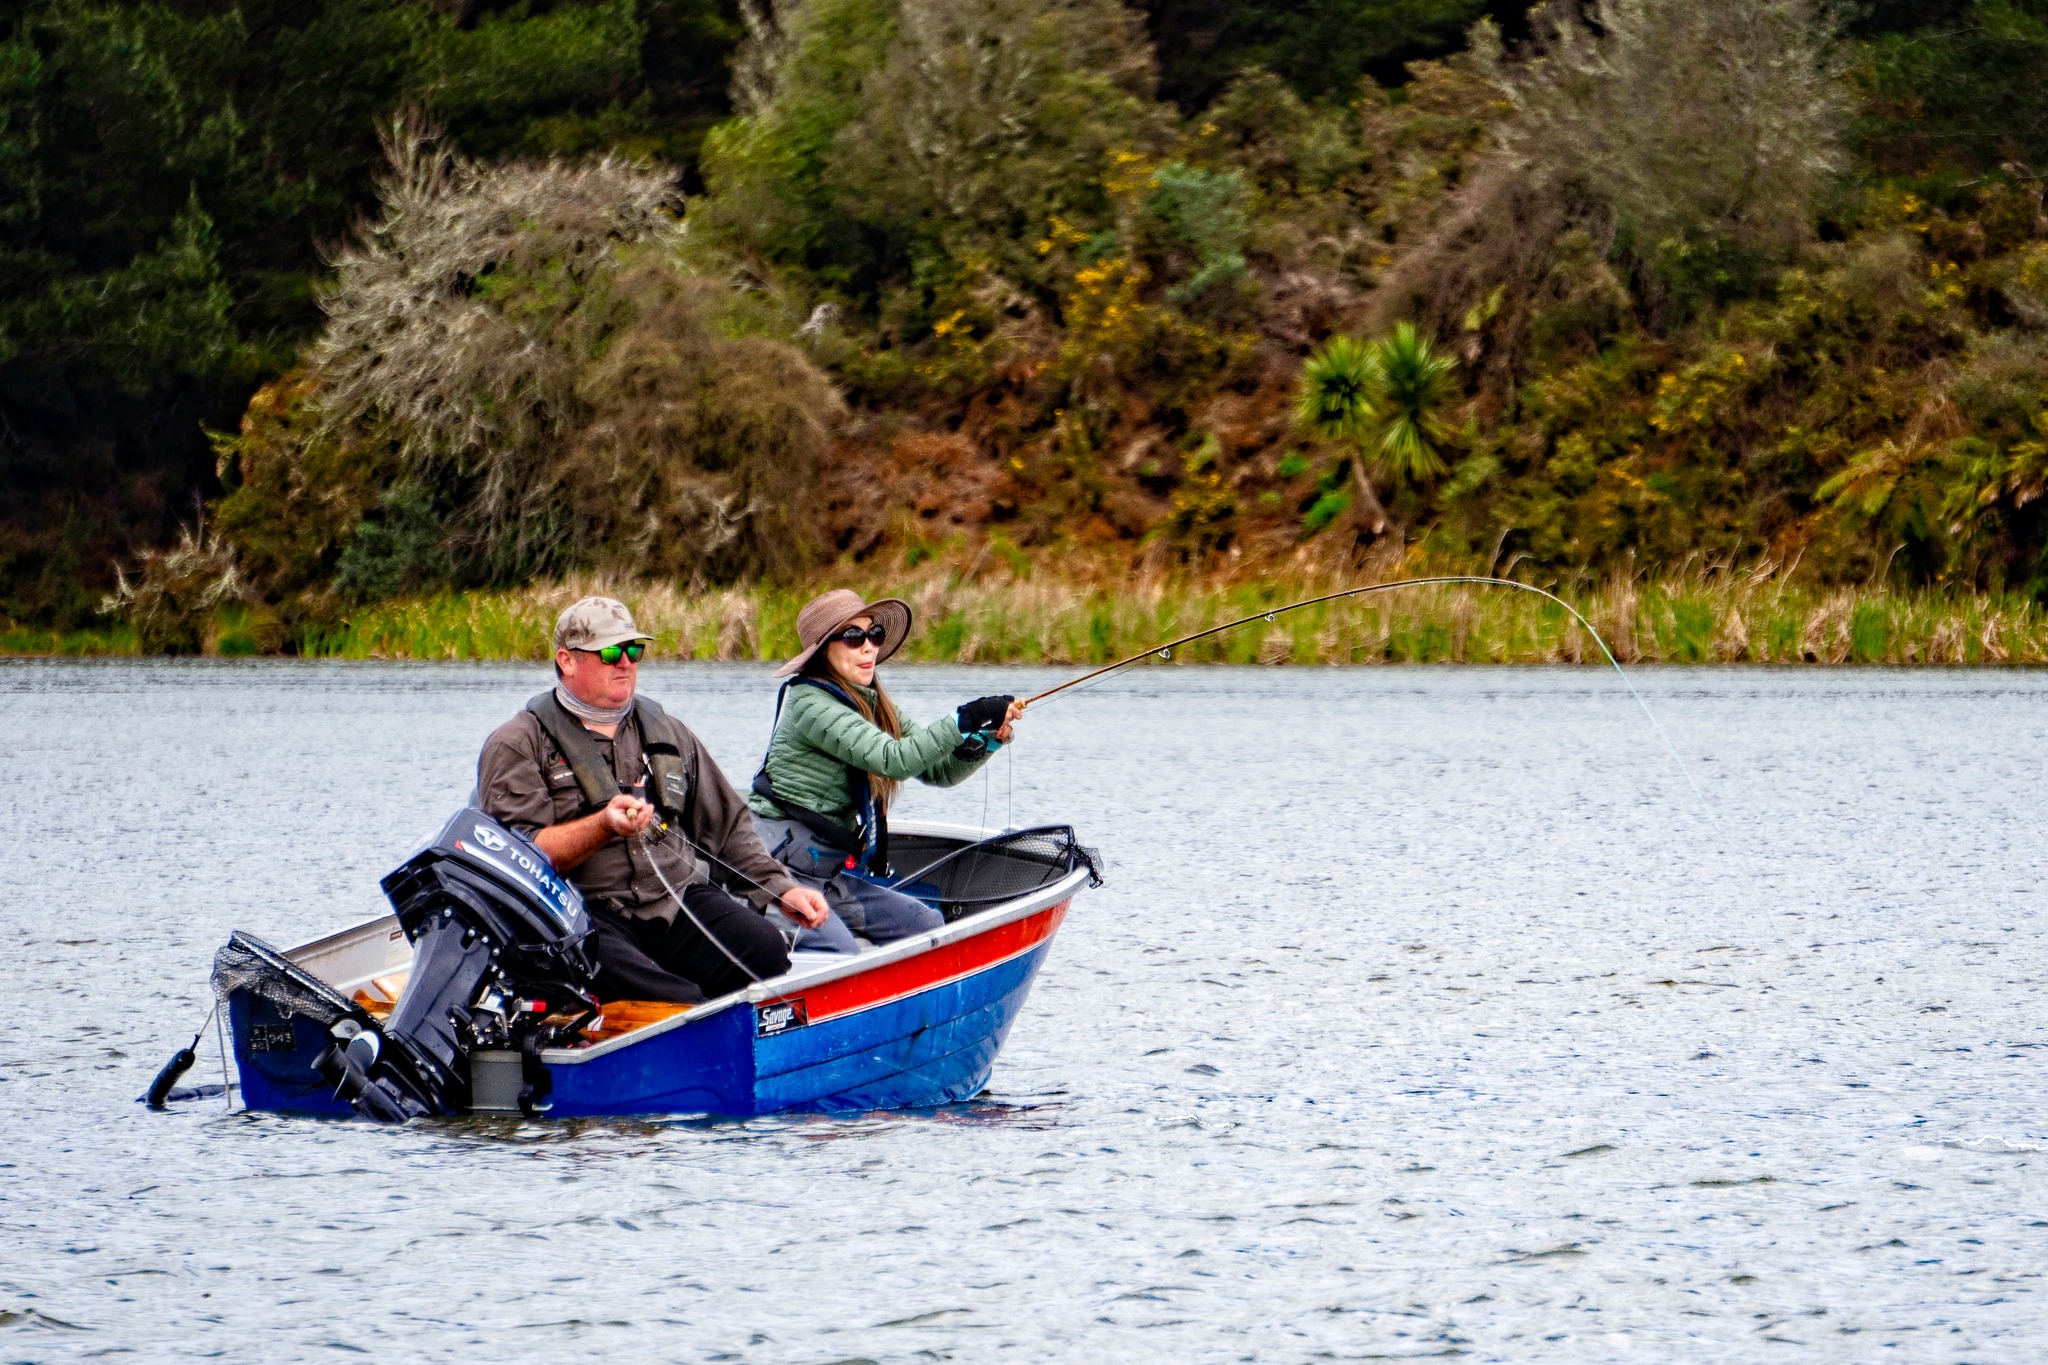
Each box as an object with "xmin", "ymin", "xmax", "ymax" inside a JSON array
[
  {"xmin": 566, "ymin": 268, "xmax": 844, "ymax": 581},
  {"xmin": 1302, "ymin": 488, "xmax": 1352, "ymax": 536},
  {"xmin": 825, "ymin": 0, "xmax": 1169, "ymax": 294},
  {"xmin": 334, "ymin": 485, "xmax": 451, "ymax": 604},
  {"xmin": 1147, "ymin": 160, "xmax": 1251, "ymax": 306},
  {"xmin": 704, "ymin": 0, "xmax": 1171, "ymax": 315},
  {"xmin": 98, "ymin": 523, "xmax": 247, "ymax": 655},
  {"xmin": 695, "ymin": 0, "xmax": 899, "ymax": 282},
  {"xmin": 300, "ymin": 116, "xmax": 841, "ymax": 585},
  {"xmin": 1490, "ymin": 0, "xmax": 1848, "ymax": 289},
  {"xmin": 311, "ymin": 115, "xmax": 680, "ymax": 578},
  {"xmin": 210, "ymin": 369, "xmax": 390, "ymax": 605},
  {"xmin": 1859, "ymin": 1, "xmax": 2048, "ymax": 174}
]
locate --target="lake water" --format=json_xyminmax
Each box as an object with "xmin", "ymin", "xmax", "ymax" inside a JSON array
[{"xmin": 4, "ymin": 660, "xmax": 2047, "ymax": 1361}]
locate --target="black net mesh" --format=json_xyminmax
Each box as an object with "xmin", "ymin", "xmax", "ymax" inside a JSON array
[
  {"xmin": 209, "ymin": 930, "xmax": 360, "ymax": 1026},
  {"xmin": 890, "ymin": 825, "xmax": 1103, "ymax": 920}
]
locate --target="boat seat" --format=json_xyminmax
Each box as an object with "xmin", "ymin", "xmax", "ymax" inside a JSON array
[
  {"xmin": 578, "ymin": 999, "xmax": 691, "ymax": 1044},
  {"xmin": 351, "ymin": 973, "xmax": 409, "ymax": 1021}
]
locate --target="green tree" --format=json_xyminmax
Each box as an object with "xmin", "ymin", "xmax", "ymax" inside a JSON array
[
  {"xmin": 1859, "ymin": 1, "xmax": 2048, "ymax": 174},
  {"xmin": 1136, "ymin": 0, "xmax": 1499, "ymax": 110},
  {"xmin": 1295, "ymin": 324, "xmax": 1459, "ymax": 531},
  {"xmin": 1369, "ymin": 322, "xmax": 1458, "ymax": 482},
  {"xmin": 0, "ymin": 0, "xmax": 736, "ymax": 625}
]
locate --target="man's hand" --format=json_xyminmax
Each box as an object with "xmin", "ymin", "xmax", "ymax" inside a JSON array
[
  {"xmin": 534, "ymin": 793, "xmax": 654, "ymax": 871},
  {"xmin": 779, "ymin": 885, "xmax": 832, "ymax": 929},
  {"xmin": 994, "ymin": 699, "xmax": 1024, "ymax": 744},
  {"xmin": 600, "ymin": 793, "xmax": 656, "ymax": 838}
]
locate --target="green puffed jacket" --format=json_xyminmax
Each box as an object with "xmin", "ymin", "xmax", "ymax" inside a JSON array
[{"xmin": 747, "ymin": 680, "xmax": 989, "ymax": 825}]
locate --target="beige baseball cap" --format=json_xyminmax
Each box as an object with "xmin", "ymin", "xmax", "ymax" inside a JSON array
[{"xmin": 553, "ymin": 596, "xmax": 655, "ymax": 652}]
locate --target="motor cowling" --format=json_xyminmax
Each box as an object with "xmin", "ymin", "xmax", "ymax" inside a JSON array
[{"xmin": 320, "ymin": 808, "xmax": 600, "ymax": 1121}]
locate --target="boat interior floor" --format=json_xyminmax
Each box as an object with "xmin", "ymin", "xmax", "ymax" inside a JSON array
[
  {"xmin": 349, "ymin": 943, "xmax": 877, "ymax": 1047},
  {"xmin": 350, "ymin": 975, "xmax": 693, "ymax": 1045}
]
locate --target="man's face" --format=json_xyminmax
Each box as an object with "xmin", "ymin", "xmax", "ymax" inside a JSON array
[{"xmin": 557, "ymin": 643, "xmax": 640, "ymax": 708}]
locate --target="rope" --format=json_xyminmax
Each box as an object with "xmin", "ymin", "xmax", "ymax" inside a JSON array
[
  {"xmin": 214, "ymin": 1003, "xmax": 234, "ymax": 1112},
  {"xmin": 1019, "ymin": 575, "xmax": 1713, "ymax": 820}
]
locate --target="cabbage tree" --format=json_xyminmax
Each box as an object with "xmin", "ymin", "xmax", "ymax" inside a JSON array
[{"xmin": 1295, "ymin": 323, "xmax": 1458, "ymax": 531}]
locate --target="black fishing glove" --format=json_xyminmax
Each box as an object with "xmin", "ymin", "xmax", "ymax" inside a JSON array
[{"xmin": 955, "ymin": 695, "xmax": 1012, "ymax": 735}]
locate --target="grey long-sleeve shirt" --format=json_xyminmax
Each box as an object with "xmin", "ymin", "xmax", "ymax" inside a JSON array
[{"xmin": 476, "ymin": 700, "xmax": 798, "ymax": 923}]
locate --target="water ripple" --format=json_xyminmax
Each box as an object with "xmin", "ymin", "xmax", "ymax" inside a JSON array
[{"xmin": 4, "ymin": 661, "xmax": 2046, "ymax": 1359}]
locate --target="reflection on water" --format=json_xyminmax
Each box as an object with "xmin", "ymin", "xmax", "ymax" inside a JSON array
[{"xmin": 5, "ymin": 659, "xmax": 2048, "ymax": 1360}]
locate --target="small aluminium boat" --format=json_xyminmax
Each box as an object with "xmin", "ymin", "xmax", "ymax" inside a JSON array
[{"xmin": 211, "ymin": 814, "xmax": 1100, "ymax": 1120}]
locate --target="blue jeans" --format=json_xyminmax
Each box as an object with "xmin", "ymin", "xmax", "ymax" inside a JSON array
[{"xmin": 755, "ymin": 815, "xmax": 946, "ymax": 953}]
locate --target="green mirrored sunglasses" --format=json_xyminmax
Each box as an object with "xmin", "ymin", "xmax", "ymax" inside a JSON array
[{"xmin": 586, "ymin": 641, "xmax": 646, "ymax": 665}]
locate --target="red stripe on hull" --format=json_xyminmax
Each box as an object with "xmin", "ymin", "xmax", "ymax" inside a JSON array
[{"xmin": 762, "ymin": 900, "xmax": 1070, "ymax": 1025}]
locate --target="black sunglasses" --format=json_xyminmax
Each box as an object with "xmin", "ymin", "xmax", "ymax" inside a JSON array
[
  {"xmin": 832, "ymin": 623, "xmax": 888, "ymax": 648},
  {"xmin": 584, "ymin": 641, "xmax": 646, "ymax": 665}
]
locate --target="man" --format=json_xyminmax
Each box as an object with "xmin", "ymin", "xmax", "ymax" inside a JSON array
[{"xmin": 477, "ymin": 596, "xmax": 831, "ymax": 1004}]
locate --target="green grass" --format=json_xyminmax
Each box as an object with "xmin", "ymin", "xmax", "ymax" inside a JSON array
[
  {"xmin": 302, "ymin": 573, "xmax": 2048, "ymax": 665},
  {"xmin": 0, "ymin": 623, "xmax": 139, "ymax": 656},
  {"xmin": 26, "ymin": 568, "xmax": 2048, "ymax": 665}
]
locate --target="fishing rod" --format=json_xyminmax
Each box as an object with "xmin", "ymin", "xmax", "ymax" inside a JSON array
[{"xmin": 1015, "ymin": 575, "xmax": 1713, "ymax": 818}]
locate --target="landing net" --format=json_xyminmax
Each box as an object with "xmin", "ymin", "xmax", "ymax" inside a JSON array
[
  {"xmin": 209, "ymin": 930, "xmax": 359, "ymax": 1025},
  {"xmin": 892, "ymin": 825, "xmax": 1104, "ymax": 920}
]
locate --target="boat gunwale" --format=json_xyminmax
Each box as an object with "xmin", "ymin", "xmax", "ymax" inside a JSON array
[
  {"xmin": 272, "ymin": 820, "xmax": 1092, "ymax": 1065},
  {"xmin": 552, "ymin": 858, "xmax": 1089, "ymax": 1063}
]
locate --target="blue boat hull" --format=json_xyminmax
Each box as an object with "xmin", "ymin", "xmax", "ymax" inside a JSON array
[
  {"xmin": 226, "ymin": 889, "xmax": 1076, "ymax": 1119},
  {"xmin": 548, "ymin": 936, "xmax": 1054, "ymax": 1117}
]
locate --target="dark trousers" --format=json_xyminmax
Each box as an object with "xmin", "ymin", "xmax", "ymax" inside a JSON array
[{"xmin": 587, "ymin": 883, "xmax": 791, "ymax": 1004}]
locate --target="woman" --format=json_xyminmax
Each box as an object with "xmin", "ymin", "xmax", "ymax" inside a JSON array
[{"xmin": 750, "ymin": 589, "xmax": 1021, "ymax": 952}]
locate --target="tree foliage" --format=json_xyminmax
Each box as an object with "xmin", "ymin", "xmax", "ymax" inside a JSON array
[
  {"xmin": 1858, "ymin": 1, "xmax": 2048, "ymax": 174},
  {"xmin": 1297, "ymin": 324, "xmax": 1456, "ymax": 505},
  {"xmin": 1487, "ymin": 0, "xmax": 1847, "ymax": 288},
  {"xmin": 0, "ymin": 0, "xmax": 739, "ymax": 625},
  {"xmin": 216, "ymin": 120, "xmax": 841, "ymax": 609},
  {"xmin": 27, "ymin": 0, "xmax": 2048, "ymax": 646}
]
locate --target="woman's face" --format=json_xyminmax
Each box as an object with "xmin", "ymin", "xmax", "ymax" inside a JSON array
[{"xmin": 825, "ymin": 614, "xmax": 879, "ymax": 686}]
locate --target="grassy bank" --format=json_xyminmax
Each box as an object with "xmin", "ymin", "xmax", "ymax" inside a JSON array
[
  {"xmin": 0, "ymin": 623, "xmax": 139, "ymax": 656},
  {"xmin": 290, "ymin": 572, "xmax": 2048, "ymax": 666}
]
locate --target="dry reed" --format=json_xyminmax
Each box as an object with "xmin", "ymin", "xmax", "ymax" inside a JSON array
[{"xmin": 309, "ymin": 569, "xmax": 2048, "ymax": 666}]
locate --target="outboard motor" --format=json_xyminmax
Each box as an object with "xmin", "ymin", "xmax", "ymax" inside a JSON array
[{"xmin": 318, "ymin": 808, "xmax": 599, "ymax": 1122}]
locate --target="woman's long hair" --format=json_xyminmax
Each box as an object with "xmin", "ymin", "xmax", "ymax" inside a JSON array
[{"xmin": 802, "ymin": 647, "xmax": 905, "ymax": 812}]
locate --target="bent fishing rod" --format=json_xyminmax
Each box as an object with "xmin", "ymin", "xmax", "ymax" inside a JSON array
[{"xmin": 1014, "ymin": 574, "xmax": 1713, "ymax": 818}]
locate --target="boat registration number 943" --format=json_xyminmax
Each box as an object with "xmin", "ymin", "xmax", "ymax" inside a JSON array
[{"xmin": 756, "ymin": 999, "xmax": 809, "ymax": 1037}]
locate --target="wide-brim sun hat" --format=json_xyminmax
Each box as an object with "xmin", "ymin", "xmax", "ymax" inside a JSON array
[{"xmin": 775, "ymin": 589, "xmax": 913, "ymax": 678}]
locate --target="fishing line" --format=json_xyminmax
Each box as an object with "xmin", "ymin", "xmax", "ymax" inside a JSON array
[
  {"xmin": 637, "ymin": 823, "xmax": 766, "ymax": 983},
  {"xmin": 1017, "ymin": 575, "xmax": 1713, "ymax": 820},
  {"xmin": 979, "ymin": 749, "xmax": 993, "ymax": 836},
  {"xmin": 634, "ymin": 754, "xmax": 772, "ymax": 981}
]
